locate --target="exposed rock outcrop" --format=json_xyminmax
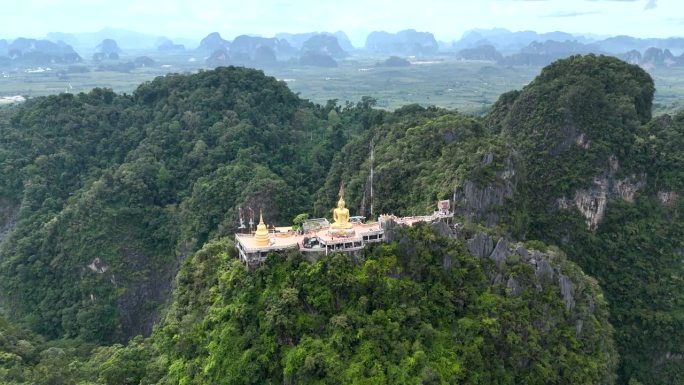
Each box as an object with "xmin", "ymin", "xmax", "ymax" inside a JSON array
[
  {"xmin": 489, "ymin": 238, "xmax": 509, "ymax": 266},
  {"xmin": 558, "ymin": 274, "xmax": 576, "ymax": 310},
  {"xmin": 115, "ymin": 243, "xmax": 179, "ymax": 339},
  {"xmin": 466, "ymin": 232, "xmax": 493, "ymax": 258},
  {"xmin": 87, "ymin": 257, "xmax": 108, "ymax": 274},
  {"xmin": 454, "ymin": 155, "xmax": 516, "ymax": 226},
  {"xmin": 430, "ymin": 220, "xmax": 454, "ymax": 238},
  {"xmin": 658, "ymin": 190, "xmax": 678, "ymax": 206},
  {"xmin": 535, "ymin": 257, "xmax": 554, "ymax": 279},
  {"xmin": 506, "ymin": 276, "xmax": 522, "ymax": 296},
  {"xmin": 460, "ymin": 230, "xmax": 595, "ymax": 333},
  {"xmin": 557, "ymin": 156, "xmax": 646, "ymax": 229},
  {"xmin": 379, "ymin": 216, "xmax": 401, "ymax": 243}
]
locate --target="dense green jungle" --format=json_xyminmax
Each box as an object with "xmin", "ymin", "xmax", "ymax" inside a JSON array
[{"xmin": 0, "ymin": 55, "xmax": 681, "ymax": 384}]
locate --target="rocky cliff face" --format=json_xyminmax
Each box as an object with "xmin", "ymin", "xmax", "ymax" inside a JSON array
[
  {"xmin": 427, "ymin": 219, "xmax": 614, "ymax": 359},
  {"xmin": 459, "ymin": 227, "xmax": 605, "ymax": 340},
  {"xmin": 657, "ymin": 190, "xmax": 678, "ymax": 206},
  {"xmin": 114, "ymin": 243, "xmax": 181, "ymax": 339},
  {"xmin": 453, "ymin": 153, "xmax": 517, "ymax": 226},
  {"xmin": 557, "ymin": 156, "xmax": 645, "ymax": 229}
]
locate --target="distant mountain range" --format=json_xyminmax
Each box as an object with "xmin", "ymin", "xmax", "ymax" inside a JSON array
[
  {"xmin": 451, "ymin": 28, "xmax": 591, "ymax": 54},
  {"xmin": 200, "ymin": 32, "xmax": 349, "ymax": 68},
  {"xmin": 455, "ymin": 39, "xmax": 684, "ymax": 68},
  {"xmin": 276, "ymin": 31, "xmax": 354, "ymax": 52},
  {"xmin": 0, "ymin": 27, "xmax": 670, "ymax": 55},
  {"xmin": 1, "ymin": 27, "xmax": 684, "ymax": 70},
  {"xmin": 365, "ymin": 29, "xmax": 439, "ymax": 55},
  {"xmin": 0, "ymin": 37, "xmax": 81, "ymax": 66}
]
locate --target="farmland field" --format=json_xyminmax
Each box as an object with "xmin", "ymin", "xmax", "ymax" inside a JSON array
[{"xmin": 2, "ymin": 54, "xmax": 683, "ymax": 114}]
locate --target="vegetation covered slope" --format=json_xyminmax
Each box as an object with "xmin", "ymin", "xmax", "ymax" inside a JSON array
[
  {"xmin": 123, "ymin": 225, "xmax": 616, "ymax": 385},
  {"xmin": 0, "ymin": 67, "xmax": 374, "ymax": 343},
  {"xmin": 492, "ymin": 55, "xmax": 683, "ymax": 385},
  {"xmin": 320, "ymin": 55, "xmax": 682, "ymax": 385},
  {"xmin": 0, "ymin": 226, "xmax": 617, "ymax": 384},
  {"xmin": 0, "ymin": 56, "xmax": 681, "ymax": 384},
  {"xmin": 0, "ymin": 227, "xmax": 623, "ymax": 385}
]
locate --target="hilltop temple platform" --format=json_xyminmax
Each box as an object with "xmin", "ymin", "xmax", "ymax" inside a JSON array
[
  {"xmin": 235, "ymin": 211, "xmax": 453, "ymax": 266},
  {"xmin": 234, "ymin": 185, "xmax": 454, "ymax": 266}
]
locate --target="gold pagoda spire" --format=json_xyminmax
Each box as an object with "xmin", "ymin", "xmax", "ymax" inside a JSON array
[{"xmin": 254, "ymin": 209, "xmax": 270, "ymax": 246}]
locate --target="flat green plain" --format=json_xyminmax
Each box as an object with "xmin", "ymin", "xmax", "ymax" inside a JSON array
[{"xmin": 2, "ymin": 54, "xmax": 683, "ymax": 114}]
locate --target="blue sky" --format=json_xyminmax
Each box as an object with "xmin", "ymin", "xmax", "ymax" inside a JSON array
[{"xmin": 1, "ymin": 0, "xmax": 681, "ymax": 44}]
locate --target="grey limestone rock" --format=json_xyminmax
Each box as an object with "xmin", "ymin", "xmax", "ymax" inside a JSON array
[
  {"xmin": 453, "ymin": 154, "xmax": 516, "ymax": 227},
  {"xmin": 380, "ymin": 217, "xmax": 402, "ymax": 243},
  {"xmin": 430, "ymin": 221, "xmax": 453, "ymax": 238},
  {"xmin": 557, "ymin": 156, "xmax": 646, "ymax": 230},
  {"xmin": 558, "ymin": 274, "xmax": 576, "ymax": 310},
  {"xmin": 575, "ymin": 319, "xmax": 584, "ymax": 337},
  {"xmin": 461, "ymin": 180, "xmax": 512, "ymax": 212},
  {"xmin": 535, "ymin": 258, "xmax": 554, "ymax": 279},
  {"xmin": 507, "ymin": 276, "xmax": 522, "ymax": 296},
  {"xmin": 467, "ymin": 233, "xmax": 493, "ymax": 258},
  {"xmin": 482, "ymin": 152, "xmax": 494, "ymax": 166},
  {"xmin": 515, "ymin": 245, "xmax": 529, "ymax": 261},
  {"xmin": 489, "ymin": 237, "xmax": 509, "ymax": 266}
]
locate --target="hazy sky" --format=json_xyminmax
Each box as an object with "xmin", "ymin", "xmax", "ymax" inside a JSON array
[{"xmin": 1, "ymin": 0, "xmax": 682, "ymax": 45}]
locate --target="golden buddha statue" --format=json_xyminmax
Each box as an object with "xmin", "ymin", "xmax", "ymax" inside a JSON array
[
  {"xmin": 254, "ymin": 211, "xmax": 270, "ymax": 246},
  {"xmin": 331, "ymin": 185, "xmax": 353, "ymax": 230}
]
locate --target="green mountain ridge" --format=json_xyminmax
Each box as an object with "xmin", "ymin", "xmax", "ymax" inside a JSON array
[
  {"xmin": 148, "ymin": 226, "xmax": 616, "ymax": 385},
  {"xmin": 0, "ymin": 55, "xmax": 681, "ymax": 384}
]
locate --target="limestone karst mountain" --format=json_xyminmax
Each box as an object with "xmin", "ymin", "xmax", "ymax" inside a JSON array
[
  {"xmin": 95, "ymin": 38, "xmax": 122, "ymax": 55},
  {"xmin": 316, "ymin": 54, "xmax": 682, "ymax": 385},
  {"xmin": 0, "ymin": 37, "xmax": 82, "ymax": 65},
  {"xmin": 0, "ymin": 56, "xmax": 680, "ymax": 385},
  {"xmin": 456, "ymin": 44, "xmax": 503, "ymax": 61},
  {"xmin": 156, "ymin": 37, "xmax": 185, "ymax": 52},
  {"xmin": 301, "ymin": 34, "xmax": 348, "ymax": 58},
  {"xmin": 197, "ymin": 32, "xmax": 230, "ymax": 53},
  {"xmin": 365, "ymin": 29, "xmax": 439, "ymax": 55}
]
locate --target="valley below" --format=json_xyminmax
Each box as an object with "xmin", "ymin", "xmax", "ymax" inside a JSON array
[{"xmin": 3, "ymin": 55, "xmax": 684, "ymax": 115}]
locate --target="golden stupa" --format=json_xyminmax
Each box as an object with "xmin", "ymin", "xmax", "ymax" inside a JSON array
[
  {"xmin": 254, "ymin": 211, "xmax": 270, "ymax": 246},
  {"xmin": 331, "ymin": 185, "xmax": 353, "ymax": 230}
]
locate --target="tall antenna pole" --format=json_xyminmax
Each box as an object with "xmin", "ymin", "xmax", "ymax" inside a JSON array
[
  {"xmin": 248, "ymin": 207, "xmax": 254, "ymax": 233},
  {"xmin": 370, "ymin": 140, "xmax": 374, "ymax": 219}
]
